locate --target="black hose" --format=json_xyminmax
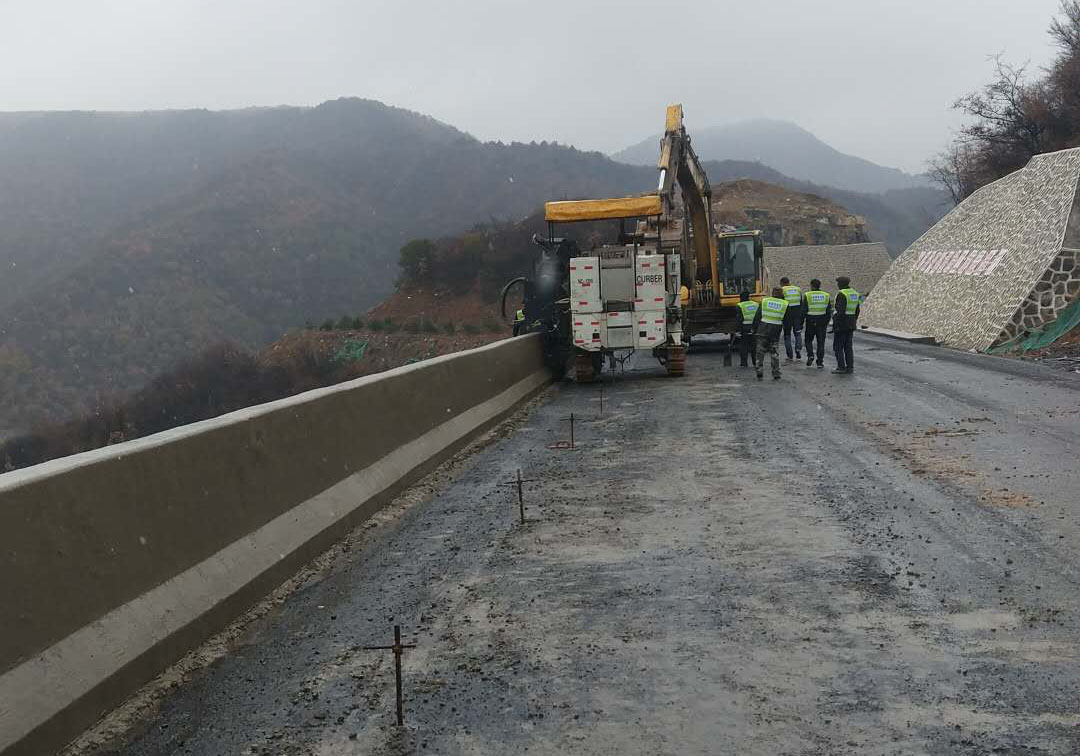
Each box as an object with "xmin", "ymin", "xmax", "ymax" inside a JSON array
[{"xmin": 500, "ymin": 277, "xmax": 526, "ymax": 320}]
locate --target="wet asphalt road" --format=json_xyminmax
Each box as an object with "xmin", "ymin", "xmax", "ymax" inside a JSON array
[{"xmin": 86, "ymin": 333, "xmax": 1080, "ymax": 755}]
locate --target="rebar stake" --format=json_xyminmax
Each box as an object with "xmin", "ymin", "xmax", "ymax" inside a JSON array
[
  {"xmin": 501, "ymin": 469, "xmax": 537, "ymax": 523},
  {"xmin": 546, "ymin": 414, "xmax": 577, "ymax": 450},
  {"xmin": 361, "ymin": 625, "xmax": 416, "ymax": 726}
]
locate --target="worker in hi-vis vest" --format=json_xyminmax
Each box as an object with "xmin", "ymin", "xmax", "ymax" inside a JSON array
[
  {"xmin": 734, "ymin": 290, "xmax": 759, "ymax": 368},
  {"xmin": 513, "ymin": 307, "xmax": 526, "ymax": 336},
  {"xmin": 832, "ymin": 276, "xmax": 861, "ymax": 374},
  {"xmin": 752, "ymin": 286, "xmax": 789, "ymax": 380},
  {"xmin": 779, "ymin": 277, "xmax": 804, "ymax": 362},
  {"xmin": 802, "ymin": 278, "xmax": 832, "ymax": 369}
]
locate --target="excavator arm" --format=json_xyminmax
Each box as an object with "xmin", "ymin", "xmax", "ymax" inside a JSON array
[{"xmin": 656, "ymin": 104, "xmax": 719, "ymax": 292}]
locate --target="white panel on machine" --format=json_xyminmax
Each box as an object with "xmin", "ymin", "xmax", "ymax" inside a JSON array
[
  {"xmin": 666, "ymin": 254, "xmax": 681, "ymax": 300},
  {"xmin": 572, "ymin": 315, "xmax": 604, "ymax": 351},
  {"xmin": 570, "ymin": 257, "xmax": 601, "ymax": 312},
  {"xmin": 598, "ymin": 246, "xmax": 635, "ymax": 303},
  {"xmin": 606, "ymin": 326, "xmax": 634, "ymax": 349},
  {"xmin": 635, "ymin": 312, "xmax": 667, "ymax": 349},
  {"xmin": 605, "ymin": 310, "xmax": 633, "ymax": 328},
  {"xmin": 634, "ymin": 254, "xmax": 667, "ymax": 309}
]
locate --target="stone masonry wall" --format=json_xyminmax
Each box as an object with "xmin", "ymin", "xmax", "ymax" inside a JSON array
[
  {"xmin": 862, "ymin": 148, "xmax": 1080, "ymax": 351},
  {"xmin": 997, "ymin": 247, "xmax": 1080, "ymax": 344}
]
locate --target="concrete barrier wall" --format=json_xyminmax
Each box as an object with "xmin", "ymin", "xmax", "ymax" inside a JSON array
[{"xmin": 0, "ymin": 334, "xmax": 548, "ymax": 756}]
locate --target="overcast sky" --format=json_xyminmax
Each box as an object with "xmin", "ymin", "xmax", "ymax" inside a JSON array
[{"xmin": 0, "ymin": 0, "xmax": 1065, "ymax": 172}]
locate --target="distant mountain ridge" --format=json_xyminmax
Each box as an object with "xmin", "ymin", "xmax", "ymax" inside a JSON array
[{"xmin": 613, "ymin": 119, "xmax": 932, "ymax": 194}]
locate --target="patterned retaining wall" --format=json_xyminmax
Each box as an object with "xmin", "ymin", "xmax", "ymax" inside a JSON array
[
  {"xmin": 998, "ymin": 247, "xmax": 1080, "ymax": 343},
  {"xmin": 862, "ymin": 148, "xmax": 1080, "ymax": 350}
]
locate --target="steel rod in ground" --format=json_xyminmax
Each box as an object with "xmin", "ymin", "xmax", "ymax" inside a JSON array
[
  {"xmin": 501, "ymin": 472, "xmax": 538, "ymax": 521},
  {"xmin": 393, "ymin": 625, "xmax": 404, "ymax": 726},
  {"xmin": 517, "ymin": 469, "xmax": 525, "ymax": 524},
  {"xmin": 361, "ymin": 625, "xmax": 416, "ymax": 727},
  {"xmin": 570, "ymin": 412, "xmax": 575, "ymax": 449}
]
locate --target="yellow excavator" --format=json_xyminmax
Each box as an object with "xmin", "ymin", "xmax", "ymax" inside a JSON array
[{"xmin": 657, "ymin": 105, "xmax": 765, "ymax": 347}]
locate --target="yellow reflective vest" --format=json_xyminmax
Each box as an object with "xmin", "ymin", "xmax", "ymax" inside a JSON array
[
  {"xmin": 760, "ymin": 297, "xmax": 788, "ymax": 326},
  {"xmin": 782, "ymin": 285, "xmax": 802, "ymax": 307},
  {"xmin": 736, "ymin": 300, "xmax": 759, "ymax": 322},
  {"xmin": 804, "ymin": 290, "xmax": 831, "ymax": 316},
  {"xmin": 839, "ymin": 288, "xmax": 861, "ymax": 315}
]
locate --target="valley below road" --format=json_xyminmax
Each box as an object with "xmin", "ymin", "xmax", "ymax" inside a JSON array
[{"xmin": 75, "ymin": 334, "xmax": 1080, "ymax": 756}]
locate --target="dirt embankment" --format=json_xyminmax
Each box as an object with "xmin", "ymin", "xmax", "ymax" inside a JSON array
[
  {"xmin": 261, "ymin": 285, "xmax": 513, "ymax": 382},
  {"xmin": 364, "ymin": 285, "xmax": 511, "ymax": 328},
  {"xmin": 712, "ymin": 179, "xmax": 870, "ymax": 246}
]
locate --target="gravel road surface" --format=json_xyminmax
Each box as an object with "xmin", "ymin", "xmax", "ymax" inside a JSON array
[{"xmin": 85, "ymin": 334, "xmax": 1080, "ymax": 755}]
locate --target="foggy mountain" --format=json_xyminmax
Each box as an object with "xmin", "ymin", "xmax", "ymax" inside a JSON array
[
  {"xmin": 613, "ymin": 119, "xmax": 933, "ymax": 194},
  {"xmin": 0, "ymin": 99, "xmax": 650, "ymax": 434},
  {"xmin": 0, "ymin": 99, "xmax": 945, "ymax": 437}
]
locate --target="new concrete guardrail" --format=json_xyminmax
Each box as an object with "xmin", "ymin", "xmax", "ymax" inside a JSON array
[{"xmin": 0, "ymin": 334, "xmax": 549, "ymax": 755}]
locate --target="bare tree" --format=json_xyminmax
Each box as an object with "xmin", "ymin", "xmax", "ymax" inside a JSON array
[
  {"xmin": 931, "ymin": 0, "xmax": 1080, "ymax": 203},
  {"xmin": 928, "ymin": 143, "xmax": 981, "ymax": 206},
  {"xmin": 1049, "ymin": 0, "xmax": 1080, "ymax": 53},
  {"xmin": 954, "ymin": 57, "xmax": 1046, "ymax": 159}
]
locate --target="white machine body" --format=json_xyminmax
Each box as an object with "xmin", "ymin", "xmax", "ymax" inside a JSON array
[{"xmin": 569, "ymin": 245, "xmax": 681, "ymax": 354}]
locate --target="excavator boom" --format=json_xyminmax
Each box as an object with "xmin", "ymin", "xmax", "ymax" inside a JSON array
[{"xmin": 656, "ymin": 104, "xmax": 718, "ymax": 292}]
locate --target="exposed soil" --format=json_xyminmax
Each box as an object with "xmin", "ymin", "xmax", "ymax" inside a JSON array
[
  {"xmin": 1007, "ymin": 326, "xmax": 1080, "ymax": 373},
  {"xmin": 259, "ymin": 328, "xmax": 497, "ymax": 380},
  {"xmin": 257, "ymin": 285, "xmax": 509, "ymax": 383},
  {"xmin": 712, "ymin": 179, "xmax": 869, "ymax": 245},
  {"xmin": 365, "ymin": 286, "xmax": 511, "ymax": 329}
]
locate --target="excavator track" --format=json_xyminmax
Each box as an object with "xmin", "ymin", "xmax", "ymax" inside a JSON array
[
  {"xmin": 665, "ymin": 345, "xmax": 686, "ymax": 377},
  {"xmin": 574, "ymin": 353, "xmax": 597, "ymax": 383}
]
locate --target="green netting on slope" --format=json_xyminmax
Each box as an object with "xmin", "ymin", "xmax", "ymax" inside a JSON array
[
  {"xmin": 333, "ymin": 339, "xmax": 368, "ymax": 363},
  {"xmin": 987, "ymin": 297, "xmax": 1080, "ymax": 353}
]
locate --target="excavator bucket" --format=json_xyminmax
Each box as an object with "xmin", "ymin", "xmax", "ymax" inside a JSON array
[{"xmin": 665, "ymin": 104, "xmax": 683, "ymax": 133}]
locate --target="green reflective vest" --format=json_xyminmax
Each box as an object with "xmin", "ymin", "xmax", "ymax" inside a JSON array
[
  {"xmin": 514, "ymin": 308, "xmax": 525, "ymax": 322},
  {"xmin": 804, "ymin": 290, "xmax": 831, "ymax": 316},
  {"xmin": 839, "ymin": 288, "xmax": 861, "ymax": 315},
  {"xmin": 736, "ymin": 300, "xmax": 759, "ymax": 321},
  {"xmin": 760, "ymin": 296, "xmax": 788, "ymax": 325},
  {"xmin": 782, "ymin": 285, "xmax": 802, "ymax": 307}
]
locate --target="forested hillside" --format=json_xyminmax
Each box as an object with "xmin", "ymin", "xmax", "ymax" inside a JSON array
[{"xmin": 0, "ymin": 99, "xmax": 652, "ymax": 434}]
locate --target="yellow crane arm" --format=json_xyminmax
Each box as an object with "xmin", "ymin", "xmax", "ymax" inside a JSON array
[
  {"xmin": 656, "ymin": 104, "xmax": 719, "ymax": 291},
  {"xmin": 544, "ymin": 195, "xmax": 662, "ymax": 223}
]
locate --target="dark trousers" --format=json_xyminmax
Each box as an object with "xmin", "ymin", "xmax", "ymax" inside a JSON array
[
  {"xmin": 804, "ymin": 316, "xmax": 828, "ymax": 365},
  {"xmin": 782, "ymin": 321, "xmax": 802, "ymax": 359},
  {"xmin": 833, "ymin": 329, "xmax": 854, "ymax": 369},
  {"xmin": 738, "ymin": 330, "xmax": 757, "ymax": 366},
  {"xmin": 513, "ymin": 321, "xmax": 524, "ymax": 336}
]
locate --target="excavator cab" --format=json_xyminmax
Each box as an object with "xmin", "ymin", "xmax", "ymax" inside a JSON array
[{"xmin": 716, "ymin": 231, "xmax": 764, "ymax": 297}]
